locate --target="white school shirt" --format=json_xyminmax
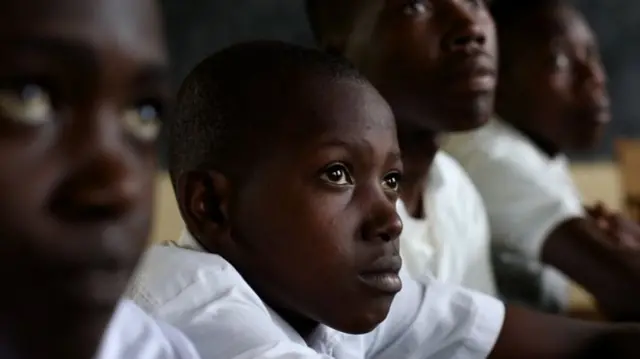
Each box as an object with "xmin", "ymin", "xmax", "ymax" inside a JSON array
[
  {"xmin": 95, "ymin": 300, "xmax": 200, "ymax": 359},
  {"xmin": 442, "ymin": 119, "xmax": 584, "ymax": 310},
  {"xmin": 398, "ymin": 151, "xmax": 497, "ymax": 296},
  {"xmin": 126, "ymin": 231, "xmax": 505, "ymax": 359}
]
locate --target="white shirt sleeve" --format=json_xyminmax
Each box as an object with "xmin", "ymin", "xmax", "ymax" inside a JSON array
[
  {"xmin": 443, "ymin": 122, "xmax": 584, "ymax": 260},
  {"xmin": 462, "ymin": 156, "xmax": 583, "ymax": 259},
  {"xmin": 366, "ymin": 272, "xmax": 505, "ymax": 359},
  {"xmin": 95, "ymin": 300, "xmax": 201, "ymax": 359}
]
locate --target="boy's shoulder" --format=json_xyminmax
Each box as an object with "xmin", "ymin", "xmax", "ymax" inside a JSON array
[
  {"xmin": 126, "ymin": 244, "xmax": 264, "ymax": 320},
  {"xmin": 430, "ymin": 150, "xmax": 479, "ymax": 195},
  {"xmin": 96, "ymin": 300, "xmax": 200, "ymax": 359},
  {"xmin": 443, "ymin": 119, "xmax": 541, "ymax": 168}
]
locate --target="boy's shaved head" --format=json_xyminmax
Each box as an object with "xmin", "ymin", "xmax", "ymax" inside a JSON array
[
  {"xmin": 305, "ymin": 0, "xmax": 379, "ymax": 52},
  {"xmin": 168, "ymin": 40, "xmax": 364, "ymax": 187},
  {"xmin": 491, "ymin": 0, "xmax": 568, "ymax": 73}
]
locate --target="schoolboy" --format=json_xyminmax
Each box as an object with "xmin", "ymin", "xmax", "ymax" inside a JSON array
[
  {"xmin": 0, "ymin": 0, "xmax": 199, "ymax": 357},
  {"xmin": 443, "ymin": 0, "xmax": 639, "ymax": 315},
  {"xmin": 129, "ymin": 40, "xmax": 640, "ymax": 358}
]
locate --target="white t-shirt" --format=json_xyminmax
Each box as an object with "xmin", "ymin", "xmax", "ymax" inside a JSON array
[
  {"xmin": 443, "ymin": 119, "xmax": 584, "ymax": 310},
  {"xmin": 398, "ymin": 151, "xmax": 497, "ymax": 296},
  {"xmin": 95, "ymin": 300, "xmax": 200, "ymax": 359},
  {"xmin": 125, "ymin": 231, "xmax": 505, "ymax": 359}
]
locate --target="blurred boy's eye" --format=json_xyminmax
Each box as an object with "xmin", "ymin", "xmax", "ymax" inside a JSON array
[
  {"xmin": 403, "ymin": 0, "xmax": 429, "ymax": 16},
  {"xmin": 320, "ymin": 163, "xmax": 354, "ymax": 186},
  {"xmin": 552, "ymin": 53, "xmax": 570, "ymax": 71},
  {"xmin": 123, "ymin": 102, "xmax": 162, "ymax": 142},
  {"xmin": 0, "ymin": 84, "xmax": 52, "ymax": 126},
  {"xmin": 547, "ymin": 48, "xmax": 571, "ymax": 73},
  {"xmin": 382, "ymin": 172, "xmax": 402, "ymax": 192}
]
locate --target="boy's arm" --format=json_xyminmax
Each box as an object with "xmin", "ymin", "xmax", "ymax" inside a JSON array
[
  {"xmin": 542, "ymin": 218, "xmax": 640, "ymax": 321},
  {"xmin": 490, "ymin": 305, "xmax": 640, "ymax": 358},
  {"xmin": 457, "ymin": 155, "xmax": 640, "ymax": 320}
]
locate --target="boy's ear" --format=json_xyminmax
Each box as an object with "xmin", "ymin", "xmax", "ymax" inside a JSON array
[{"xmin": 176, "ymin": 170, "xmax": 231, "ymax": 251}]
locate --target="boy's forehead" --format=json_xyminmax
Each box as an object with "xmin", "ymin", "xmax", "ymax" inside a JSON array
[
  {"xmin": 285, "ymin": 78, "xmax": 395, "ymax": 139},
  {"xmin": 508, "ymin": 5, "xmax": 592, "ymax": 49},
  {"xmin": 0, "ymin": 0, "xmax": 165, "ymax": 63}
]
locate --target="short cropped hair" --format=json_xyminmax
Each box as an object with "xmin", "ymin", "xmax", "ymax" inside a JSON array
[
  {"xmin": 305, "ymin": 0, "xmax": 370, "ymax": 50},
  {"xmin": 491, "ymin": 0, "xmax": 571, "ymax": 72},
  {"xmin": 167, "ymin": 40, "xmax": 364, "ymax": 188}
]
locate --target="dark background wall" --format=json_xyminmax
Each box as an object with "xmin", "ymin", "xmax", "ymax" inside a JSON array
[{"xmin": 161, "ymin": 0, "xmax": 640, "ymax": 161}]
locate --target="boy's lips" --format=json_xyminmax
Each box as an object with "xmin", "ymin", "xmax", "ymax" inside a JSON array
[
  {"xmin": 443, "ymin": 54, "xmax": 497, "ymax": 93},
  {"xmin": 358, "ymin": 255, "xmax": 403, "ymax": 294}
]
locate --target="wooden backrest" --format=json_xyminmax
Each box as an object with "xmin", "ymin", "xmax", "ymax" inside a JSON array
[{"xmin": 615, "ymin": 139, "xmax": 640, "ymax": 220}]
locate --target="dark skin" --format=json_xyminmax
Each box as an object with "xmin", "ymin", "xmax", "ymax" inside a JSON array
[
  {"xmin": 307, "ymin": 0, "xmax": 640, "ymax": 357},
  {"xmin": 495, "ymin": 1, "xmax": 640, "ymax": 321},
  {"xmin": 0, "ymin": 0, "xmax": 168, "ymax": 358},
  {"xmin": 179, "ymin": 77, "xmax": 404, "ymax": 338}
]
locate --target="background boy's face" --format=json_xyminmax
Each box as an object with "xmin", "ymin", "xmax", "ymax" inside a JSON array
[
  {"xmin": 0, "ymin": 0, "xmax": 167, "ymax": 314},
  {"xmin": 498, "ymin": 4, "xmax": 610, "ymax": 151},
  {"xmin": 224, "ymin": 78, "xmax": 403, "ymax": 334},
  {"xmin": 346, "ymin": 0, "xmax": 497, "ymax": 132}
]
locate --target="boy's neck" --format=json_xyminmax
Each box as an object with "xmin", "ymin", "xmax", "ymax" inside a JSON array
[
  {"xmin": 269, "ymin": 303, "xmax": 319, "ymax": 342},
  {"xmin": 396, "ymin": 121, "xmax": 439, "ymax": 219},
  {"xmin": 496, "ymin": 104, "xmax": 561, "ymax": 158}
]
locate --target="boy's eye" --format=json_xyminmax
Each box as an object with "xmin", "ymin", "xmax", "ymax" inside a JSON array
[
  {"xmin": 122, "ymin": 102, "xmax": 162, "ymax": 142},
  {"xmin": 320, "ymin": 163, "xmax": 354, "ymax": 186},
  {"xmin": 0, "ymin": 84, "xmax": 53, "ymax": 126},
  {"xmin": 382, "ymin": 171, "xmax": 402, "ymax": 192},
  {"xmin": 403, "ymin": 0, "xmax": 429, "ymax": 16}
]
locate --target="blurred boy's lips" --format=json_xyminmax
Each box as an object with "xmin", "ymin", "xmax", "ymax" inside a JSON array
[
  {"xmin": 358, "ymin": 255, "xmax": 403, "ymax": 294},
  {"xmin": 444, "ymin": 56, "xmax": 497, "ymax": 93}
]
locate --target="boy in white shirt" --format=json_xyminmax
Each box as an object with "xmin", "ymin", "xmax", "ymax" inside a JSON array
[
  {"xmin": 0, "ymin": 0, "xmax": 199, "ymax": 357},
  {"xmin": 130, "ymin": 40, "xmax": 640, "ymax": 358},
  {"xmin": 305, "ymin": 0, "xmax": 497, "ymax": 296},
  {"xmin": 443, "ymin": 0, "xmax": 640, "ymax": 318}
]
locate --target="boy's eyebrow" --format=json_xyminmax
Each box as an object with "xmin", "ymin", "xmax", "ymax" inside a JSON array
[
  {"xmin": 2, "ymin": 36, "xmax": 98, "ymax": 63},
  {"xmin": 131, "ymin": 65, "xmax": 171, "ymax": 93},
  {"xmin": 0, "ymin": 36, "xmax": 169, "ymax": 71},
  {"xmin": 315, "ymin": 138, "xmax": 402, "ymax": 162}
]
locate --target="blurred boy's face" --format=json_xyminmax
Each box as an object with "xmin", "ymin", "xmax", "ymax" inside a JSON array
[
  {"xmin": 344, "ymin": 0, "xmax": 497, "ymax": 132},
  {"xmin": 203, "ymin": 78, "xmax": 403, "ymax": 335},
  {"xmin": 0, "ymin": 0, "xmax": 168, "ymax": 316},
  {"xmin": 497, "ymin": 4, "xmax": 610, "ymax": 151}
]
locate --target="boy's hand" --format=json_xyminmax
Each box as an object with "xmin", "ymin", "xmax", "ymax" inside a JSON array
[{"xmin": 585, "ymin": 203, "xmax": 640, "ymax": 250}]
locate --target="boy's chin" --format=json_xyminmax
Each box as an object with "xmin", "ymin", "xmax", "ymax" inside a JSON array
[{"xmin": 325, "ymin": 299, "xmax": 394, "ymax": 334}]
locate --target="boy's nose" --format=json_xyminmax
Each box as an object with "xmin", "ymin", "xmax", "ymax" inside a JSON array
[
  {"xmin": 363, "ymin": 195, "xmax": 403, "ymax": 243},
  {"xmin": 442, "ymin": 3, "xmax": 487, "ymax": 53},
  {"xmin": 50, "ymin": 106, "xmax": 141, "ymax": 222},
  {"xmin": 49, "ymin": 153, "xmax": 139, "ymax": 223}
]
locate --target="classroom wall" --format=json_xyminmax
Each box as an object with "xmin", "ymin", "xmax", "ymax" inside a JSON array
[{"xmin": 150, "ymin": 162, "xmax": 624, "ymax": 243}]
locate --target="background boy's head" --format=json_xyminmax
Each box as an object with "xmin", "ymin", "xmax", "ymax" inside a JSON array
[
  {"xmin": 306, "ymin": 0, "xmax": 497, "ymax": 132},
  {"xmin": 169, "ymin": 41, "xmax": 403, "ymax": 336},
  {"xmin": 0, "ymin": 0, "xmax": 167, "ymax": 355},
  {"xmin": 492, "ymin": 0, "xmax": 610, "ymax": 153}
]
